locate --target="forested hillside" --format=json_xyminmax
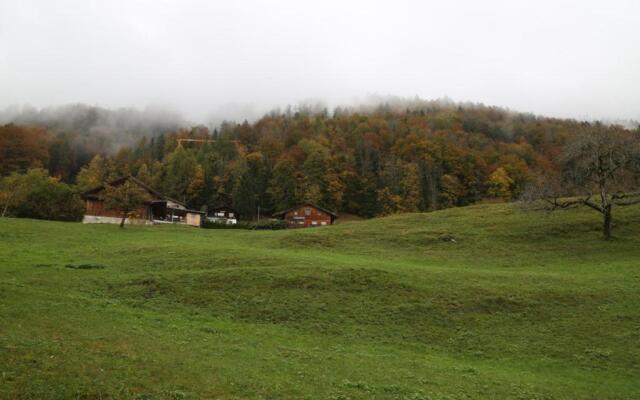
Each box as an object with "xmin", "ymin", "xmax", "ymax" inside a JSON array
[{"xmin": 1, "ymin": 100, "xmax": 637, "ymax": 219}]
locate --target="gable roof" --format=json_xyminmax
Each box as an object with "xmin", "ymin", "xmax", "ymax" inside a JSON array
[
  {"xmin": 82, "ymin": 175, "xmax": 187, "ymax": 208},
  {"xmin": 272, "ymin": 203, "xmax": 338, "ymax": 218}
]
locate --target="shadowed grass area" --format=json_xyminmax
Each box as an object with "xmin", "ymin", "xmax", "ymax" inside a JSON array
[{"xmin": 1, "ymin": 202, "xmax": 639, "ymax": 399}]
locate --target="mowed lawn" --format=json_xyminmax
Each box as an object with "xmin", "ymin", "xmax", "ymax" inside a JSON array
[{"xmin": 1, "ymin": 203, "xmax": 639, "ymax": 399}]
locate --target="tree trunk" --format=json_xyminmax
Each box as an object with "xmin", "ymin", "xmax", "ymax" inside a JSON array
[
  {"xmin": 1, "ymin": 190, "xmax": 15, "ymax": 217},
  {"xmin": 603, "ymin": 206, "xmax": 612, "ymax": 240},
  {"xmin": 120, "ymin": 211, "xmax": 127, "ymax": 228}
]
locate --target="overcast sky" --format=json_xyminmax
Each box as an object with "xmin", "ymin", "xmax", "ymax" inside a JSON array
[{"xmin": 1, "ymin": 0, "xmax": 639, "ymax": 123}]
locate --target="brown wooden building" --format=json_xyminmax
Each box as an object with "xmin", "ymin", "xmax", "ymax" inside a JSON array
[
  {"xmin": 82, "ymin": 176, "xmax": 204, "ymax": 227},
  {"xmin": 273, "ymin": 203, "xmax": 338, "ymax": 228}
]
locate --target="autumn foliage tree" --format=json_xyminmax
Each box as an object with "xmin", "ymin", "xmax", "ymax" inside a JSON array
[
  {"xmin": 488, "ymin": 167, "xmax": 514, "ymax": 200},
  {"xmin": 0, "ymin": 124, "xmax": 49, "ymax": 175},
  {"xmin": 269, "ymin": 157, "xmax": 302, "ymax": 210},
  {"xmin": 75, "ymin": 154, "xmax": 116, "ymax": 191}
]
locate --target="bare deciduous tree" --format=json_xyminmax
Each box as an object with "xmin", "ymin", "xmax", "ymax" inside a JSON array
[
  {"xmin": 524, "ymin": 123, "xmax": 640, "ymax": 239},
  {"xmin": 102, "ymin": 180, "xmax": 151, "ymax": 228}
]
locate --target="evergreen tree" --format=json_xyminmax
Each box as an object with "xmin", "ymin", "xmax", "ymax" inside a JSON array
[
  {"xmin": 47, "ymin": 134, "xmax": 76, "ymax": 181},
  {"xmin": 76, "ymin": 154, "xmax": 109, "ymax": 192},
  {"xmin": 232, "ymin": 169, "xmax": 257, "ymax": 220},
  {"xmin": 186, "ymin": 164, "xmax": 206, "ymax": 207},
  {"xmin": 232, "ymin": 152, "xmax": 270, "ymax": 219},
  {"xmin": 151, "ymin": 134, "xmax": 166, "ymax": 161},
  {"xmin": 268, "ymin": 158, "xmax": 302, "ymax": 210},
  {"xmin": 136, "ymin": 163, "xmax": 152, "ymax": 185},
  {"xmin": 302, "ymin": 147, "xmax": 331, "ymax": 206},
  {"xmin": 162, "ymin": 145, "xmax": 197, "ymax": 202}
]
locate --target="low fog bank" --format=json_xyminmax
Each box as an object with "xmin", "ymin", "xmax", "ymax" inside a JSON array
[
  {"xmin": 3, "ymin": 97, "xmax": 638, "ymax": 151},
  {"xmin": 207, "ymin": 95, "xmax": 639, "ymax": 130},
  {"xmin": 0, "ymin": 103, "xmax": 188, "ymax": 151}
]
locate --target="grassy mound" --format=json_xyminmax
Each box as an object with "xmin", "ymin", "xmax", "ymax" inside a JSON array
[{"xmin": 1, "ymin": 202, "xmax": 639, "ymax": 399}]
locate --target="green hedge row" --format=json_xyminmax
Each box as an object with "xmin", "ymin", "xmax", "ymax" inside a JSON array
[{"xmin": 202, "ymin": 218, "xmax": 287, "ymax": 230}]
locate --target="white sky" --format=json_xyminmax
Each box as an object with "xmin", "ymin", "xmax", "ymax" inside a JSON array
[{"xmin": 1, "ymin": 0, "xmax": 639, "ymax": 123}]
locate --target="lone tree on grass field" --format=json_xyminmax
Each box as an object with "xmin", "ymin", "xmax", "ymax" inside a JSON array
[
  {"xmin": 102, "ymin": 180, "xmax": 151, "ymax": 228},
  {"xmin": 526, "ymin": 123, "xmax": 640, "ymax": 239}
]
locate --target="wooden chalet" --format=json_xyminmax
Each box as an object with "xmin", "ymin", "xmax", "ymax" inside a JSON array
[
  {"xmin": 273, "ymin": 203, "xmax": 338, "ymax": 228},
  {"xmin": 82, "ymin": 176, "xmax": 204, "ymax": 227}
]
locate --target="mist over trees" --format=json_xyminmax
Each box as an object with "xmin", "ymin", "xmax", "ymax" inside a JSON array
[
  {"xmin": 1, "ymin": 99, "xmax": 639, "ymax": 225},
  {"xmin": 0, "ymin": 104, "xmax": 187, "ymax": 179},
  {"xmin": 0, "ymin": 104, "xmax": 186, "ymax": 144}
]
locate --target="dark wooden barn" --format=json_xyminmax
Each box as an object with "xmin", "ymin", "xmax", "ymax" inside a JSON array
[
  {"xmin": 82, "ymin": 176, "xmax": 204, "ymax": 227},
  {"xmin": 273, "ymin": 203, "xmax": 338, "ymax": 228}
]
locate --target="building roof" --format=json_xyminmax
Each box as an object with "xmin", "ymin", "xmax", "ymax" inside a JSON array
[
  {"xmin": 82, "ymin": 175, "xmax": 187, "ymax": 208},
  {"xmin": 165, "ymin": 205, "xmax": 206, "ymax": 215},
  {"xmin": 272, "ymin": 202, "xmax": 338, "ymax": 218}
]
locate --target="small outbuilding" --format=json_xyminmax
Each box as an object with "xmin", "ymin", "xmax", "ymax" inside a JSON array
[
  {"xmin": 82, "ymin": 176, "xmax": 204, "ymax": 227},
  {"xmin": 273, "ymin": 203, "xmax": 338, "ymax": 228},
  {"xmin": 207, "ymin": 206, "xmax": 239, "ymax": 225}
]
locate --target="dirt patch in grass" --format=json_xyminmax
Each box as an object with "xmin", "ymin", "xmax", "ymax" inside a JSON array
[{"xmin": 65, "ymin": 263, "xmax": 106, "ymax": 270}]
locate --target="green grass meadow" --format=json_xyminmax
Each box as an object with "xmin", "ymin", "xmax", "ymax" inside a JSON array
[{"xmin": 1, "ymin": 203, "xmax": 639, "ymax": 399}]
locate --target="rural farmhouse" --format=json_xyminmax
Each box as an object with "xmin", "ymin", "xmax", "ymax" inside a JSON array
[
  {"xmin": 273, "ymin": 203, "xmax": 338, "ymax": 228},
  {"xmin": 82, "ymin": 176, "xmax": 204, "ymax": 227}
]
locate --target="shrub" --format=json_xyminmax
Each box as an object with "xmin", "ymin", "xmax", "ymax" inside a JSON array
[
  {"xmin": 249, "ymin": 218, "xmax": 287, "ymax": 230},
  {"xmin": 202, "ymin": 220, "xmax": 251, "ymax": 229},
  {"xmin": 201, "ymin": 218, "xmax": 287, "ymax": 230},
  {"xmin": 1, "ymin": 168, "xmax": 84, "ymax": 221}
]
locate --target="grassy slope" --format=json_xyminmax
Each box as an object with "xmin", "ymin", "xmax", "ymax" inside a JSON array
[{"xmin": 0, "ymin": 203, "xmax": 639, "ymax": 399}]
